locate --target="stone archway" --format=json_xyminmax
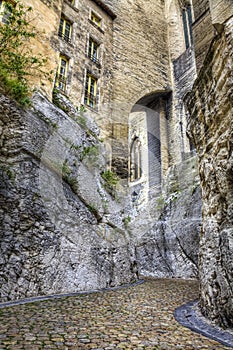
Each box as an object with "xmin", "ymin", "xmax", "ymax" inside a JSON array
[{"xmin": 129, "ymin": 92, "xmax": 171, "ymax": 205}]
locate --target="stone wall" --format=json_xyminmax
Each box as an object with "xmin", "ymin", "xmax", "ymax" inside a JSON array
[
  {"xmin": 186, "ymin": 17, "xmax": 233, "ymax": 328},
  {"xmin": 192, "ymin": 0, "xmax": 215, "ymax": 72},
  {"xmin": 19, "ymin": 0, "xmax": 62, "ymax": 98},
  {"xmin": 105, "ymin": 0, "xmax": 170, "ymax": 106},
  {"xmin": 209, "ymin": 0, "xmax": 233, "ymax": 31}
]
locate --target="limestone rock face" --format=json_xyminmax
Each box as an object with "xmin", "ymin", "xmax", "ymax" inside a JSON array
[
  {"xmin": 0, "ymin": 89, "xmax": 202, "ymax": 301},
  {"xmin": 0, "ymin": 92, "xmax": 138, "ymax": 301},
  {"xmin": 186, "ymin": 18, "xmax": 233, "ymax": 328},
  {"xmin": 134, "ymin": 157, "xmax": 202, "ymax": 279}
]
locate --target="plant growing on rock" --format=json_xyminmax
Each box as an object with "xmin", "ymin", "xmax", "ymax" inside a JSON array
[
  {"xmin": 0, "ymin": 1, "xmax": 52, "ymax": 105},
  {"xmin": 80, "ymin": 145, "xmax": 99, "ymax": 161},
  {"xmin": 101, "ymin": 170, "xmax": 119, "ymax": 197}
]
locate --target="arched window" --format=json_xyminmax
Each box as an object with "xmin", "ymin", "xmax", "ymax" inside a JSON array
[{"xmin": 130, "ymin": 138, "xmax": 142, "ymax": 182}]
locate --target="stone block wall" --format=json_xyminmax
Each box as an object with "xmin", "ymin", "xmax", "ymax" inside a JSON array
[
  {"xmin": 209, "ymin": 0, "xmax": 233, "ymax": 30},
  {"xmin": 192, "ymin": 3, "xmax": 215, "ymax": 72},
  {"xmin": 20, "ymin": 0, "xmax": 62, "ymax": 98},
  {"xmin": 186, "ymin": 17, "xmax": 233, "ymax": 328},
  {"xmin": 106, "ymin": 0, "xmax": 170, "ymax": 106}
]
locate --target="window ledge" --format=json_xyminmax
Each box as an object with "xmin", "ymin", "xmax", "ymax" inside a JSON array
[
  {"xmin": 88, "ymin": 19, "xmax": 104, "ymax": 34},
  {"xmin": 58, "ymin": 35, "xmax": 73, "ymax": 46},
  {"xmin": 63, "ymin": 0, "xmax": 79, "ymax": 13},
  {"xmin": 83, "ymin": 104, "xmax": 99, "ymax": 113},
  {"xmin": 87, "ymin": 56, "xmax": 101, "ymax": 69},
  {"xmin": 129, "ymin": 177, "xmax": 145, "ymax": 187}
]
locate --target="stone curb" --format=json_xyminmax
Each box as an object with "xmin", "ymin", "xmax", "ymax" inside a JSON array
[
  {"xmin": 174, "ymin": 300, "xmax": 233, "ymax": 348},
  {"xmin": 0, "ymin": 279, "xmax": 144, "ymax": 309}
]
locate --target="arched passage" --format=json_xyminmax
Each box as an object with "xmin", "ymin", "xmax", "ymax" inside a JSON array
[{"xmin": 129, "ymin": 91, "xmax": 171, "ymax": 203}]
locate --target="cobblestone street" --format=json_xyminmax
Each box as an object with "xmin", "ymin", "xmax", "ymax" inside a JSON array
[{"xmin": 0, "ymin": 278, "xmax": 229, "ymax": 349}]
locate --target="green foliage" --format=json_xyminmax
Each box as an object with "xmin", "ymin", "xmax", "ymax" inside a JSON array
[
  {"xmin": 76, "ymin": 105, "xmax": 89, "ymax": 128},
  {"xmin": 67, "ymin": 177, "xmax": 79, "ymax": 192},
  {"xmin": 80, "ymin": 145, "xmax": 99, "ymax": 161},
  {"xmin": 122, "ymin": 216, "xmax": 131, "ymax": 227},
  {"xmin": 101, "ymin": 170, "xmax": 118, "ymax": 187},
  {"xmin": 101, "ymin": 198, "xmax": 108, "ymax": 211},
  {"xmin": 156, "ymin": 195, "xmax": 166, "ymax": 211},
  {"xmin": 39, "ymin": 112, "xmax": 58, "ymax": 130},
  {"xmin": 76, "ymin": 114, "xmax": 87, "ymax": 129},
  {"xmin": 62, "ymin": 160, "xmax": 79, "ymax": 192},
  {"xmin": 101, "ymin": 170, "xmax": 119, "ymax": 197},
  {"xmin": 87, "ymin": 203, "xmax": 98, "ymax": 216},
  {"xmin": 0, "ymin": 165, "xmax": 15, "ymax": 182},
  {"xmin": 0, "ymin": 1, "xmax": 52, "ymax": 105}
]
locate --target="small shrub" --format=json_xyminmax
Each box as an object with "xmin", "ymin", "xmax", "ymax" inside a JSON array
[
  {"xmin": 122, "ymin": 216, "xmax": 131, "ymax": 227},
  {"xmin": 87, "ymin": 203, "xmax": 98, "ymax": 216},
  {"xmin": 62, "ymin": 160, "xmax": 72, "ymax": 181},
  {"xmin": 0, "ymin": 1, "xmax": 52, "ymax": 105},
  {"xmin": 156, "ymin": 195, "xmax": 166, "ymax": 210},
  {"xmin": 101, "ymin": 170, "xmax": 119, "ymax": 197},
  {"xmin": 80, "ymin": 145, "xmax": 99, "ymax": 161}
]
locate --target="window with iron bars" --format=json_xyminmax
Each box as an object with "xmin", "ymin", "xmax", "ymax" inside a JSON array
[
  {"xmin": 84, "ymin": 73, "xmax": 97, "ymax": 108},
  {"xmin": 58, "ymin": 17, "xmax": 72, "ymax": 43},
  {"xmin": 55, "ymin": 56, "xmax": 69, "ymax": 92},
  {"xmin": 90, "ymin": 11, "xmax": 101, "ymax": 27},
  {"xmin": 88, "ymin": 38, "xmax": 100, "ymax": 66}
]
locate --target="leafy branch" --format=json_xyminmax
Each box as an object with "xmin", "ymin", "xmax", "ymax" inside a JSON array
[{"xmin": 0, "ymin": 1, "xmax": 52, "ymax": 105}]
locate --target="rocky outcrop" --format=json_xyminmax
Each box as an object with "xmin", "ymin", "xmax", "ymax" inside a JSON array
[
  {"xmin": 0, "ymin": 92, "xmax": 138, "ymax": 301},
  {"xmin": 134, "ymin": 156, "xmax": 202, "ymax": 279},
  {"xmin": 0, "ymin": 89, "xmax": 202, "ymax": 301},
  {"xmin": 186, "ymin": 18, "xmax": 233, "ymax": 328}
]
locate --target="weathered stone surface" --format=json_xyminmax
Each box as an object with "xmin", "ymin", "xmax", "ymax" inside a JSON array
[
  {"xmin": 186, "ymin": 17, "xmax": 233, "ymax": 328},
  {"xmin": 134, "ymin": 156, "xmax": 202, "ymax": 279},
  {"xmin": 209, "ymin": 0, "xmax": 233, "ymax": 31},
  {"xmin": 0, "ymin": 89, "xmax": 202, "ymax": 301},
  {"xmin": 0, "ymin": 92, "xmax": 139, "ymax": 301}
]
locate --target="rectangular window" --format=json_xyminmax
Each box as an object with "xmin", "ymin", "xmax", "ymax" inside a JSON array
[
  {"xmin": 58, "ymin": 17, "xmax": 72, "ymax": 43},
  {"xmin": 88, "ymin": 38, "xmax": 100, "ymax": 64},
  {"xmin": 0, "ymin": 0, "xmax": 14, "ymax": 24},
  {"xmin": 90, "ymin": 11, "xmax": 101, "ymax": 27},
  {"xmin": 55, "ymin": 56, "xmax": 69, "ymax": 92},
  {"xmin": 182, "ymin": 5, "xmax": 193, "ymax": 49},
  {"xmin": 84, "ymin": 73, "xmax": 97, "ymax": 108}
]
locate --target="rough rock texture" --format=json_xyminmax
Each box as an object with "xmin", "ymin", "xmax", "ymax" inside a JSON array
[
  {"xmin": 0, "ymin": 90, "xmax": 202, "ymax": 301},
  {"xmin": 134, "ymin": 156, "xmax": 202, "ymax": 279},
  {"xmin": 0, "ymin": 92, "xmax": 138, "ymax": 302},
  {"xmin": 186, "ymin": 18, "xmax": 233, "ymax": 328}
]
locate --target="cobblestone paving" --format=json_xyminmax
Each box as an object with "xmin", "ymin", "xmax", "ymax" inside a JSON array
[{"xmin": 0, "ymin": 278, "xmax": 229, "ymax": 349}]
